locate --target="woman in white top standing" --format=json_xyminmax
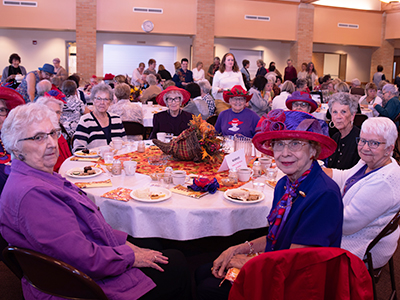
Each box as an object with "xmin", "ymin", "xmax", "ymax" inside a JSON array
[
  {"xmin": 212, "ymin": 53, "xmax": 246, "ymax": 100},
  {"xmin": 192, "ymin": 62, "xmax": 205, "ymax": 83}
]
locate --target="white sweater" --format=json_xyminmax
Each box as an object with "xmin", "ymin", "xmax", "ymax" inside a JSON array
[
  {"xmin": 332, "ymin": 157, "xmax": 400, "ymax": 268},
  {"xmin": 211, "ymin": 70, "xmax": 246, "ymax": 100}
]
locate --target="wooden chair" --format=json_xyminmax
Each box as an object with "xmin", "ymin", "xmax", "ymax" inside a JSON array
[
  {"xmin": 122, "ymin": 121, "xmax": 145, "ymax": 140},
  {"xmin": 2, "ymin": 246, "xmax": 108, "ymax": 300},
  {"xmin": 206, "ymin": 114, "xmax": 218, "ymax": 126},
  {"xmin": 354, "ymin": 113, "xmax": 368, "ymax": 129},
  {"xmin": 363, "ymin": 210, "xmax": 400, "ymax": 300}
]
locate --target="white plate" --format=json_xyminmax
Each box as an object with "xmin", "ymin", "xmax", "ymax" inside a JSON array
[
  {"xmin": 224, "ymin": 188, "xmax": 265, "ymax": 204},
  {"xmin": 73, "ymin": 151, "xmax": 99, "ymax": 158},
  {"xmin": 66, "ymin": 167, "xmax": 102, "ymax": 179},
  {"xmin": 130, "ymin": 187, "xmax": 172, "ymax": 203}
]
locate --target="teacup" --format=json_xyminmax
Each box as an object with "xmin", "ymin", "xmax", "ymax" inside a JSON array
[
  {"xmin": 123, "ymin": 161, "xmax": 137, "ymax": 176},
  {"xmin": 259, "ymin": 157, "xmax": 272, "ymax": 170},
  {"xmin": 112, "ymin": 139, "xmax": 123, "ymax": 150},
  {"xmin": 172, "ymin": 170, "xmax": 188, "ymax": 185},
  {"xmin": 237, "ymin": 167, "xmax": 254, "ymax": 182},
  {"xmin": 157, "ymin": 132, "xmax": 166, "ymax": 142}
]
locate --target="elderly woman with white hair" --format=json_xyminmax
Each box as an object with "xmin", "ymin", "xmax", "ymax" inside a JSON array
[
  {"xmin": 325, "ymin": 117, "xmax": 400, "ymax": 268},
  {"xmin": 0, "ymin": 103, "xmax": 191, "ymax": 300},
  {"xmin": 140, "ymin": 74, "xmax": 162, "ymax": 104},
  {"xmin": 198, "ymin": 79, "xmax": 215, "ymax": 116},
  {"xmin": 36, "ymin": 95, "xmax": 72, "ymax": 172},
  {"xmin": 272, "ymin": 80, "xmax": 295, "ymax": 110},
  {"xmin": 149, "ymin": 86, "xmax": 192, "ymax": 139},
  {"xmin": 374, "ymin": 84, "xmax": 400, "ymax": 126},
  {"xmin": 73, "ymin": 83, "xmax": 126, "ymax": 152}
]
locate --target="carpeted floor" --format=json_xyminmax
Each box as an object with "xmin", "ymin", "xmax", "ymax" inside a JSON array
[{"xmin": 0, "ymin": 227, "xmax": 399, "ymax": 300}]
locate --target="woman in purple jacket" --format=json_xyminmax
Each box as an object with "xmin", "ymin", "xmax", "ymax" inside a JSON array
[{"xmin": 0, "ymin": 103, "xmax": 190, "ymax": 300}]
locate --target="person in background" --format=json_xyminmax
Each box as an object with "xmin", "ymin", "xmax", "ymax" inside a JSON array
[
  {"xmin": 163, "ymin": 80, "xmax": 176, "ymax": 89},
  {"xmin": 275, "ymin": 75, "xmax": 283, "ymax": 90},
  {"xmin": 359, "ymin": 82, "xmax": 382, "ymax": 117},
  {"xmin": 272, "ymin": 80, "xmax": 295, "ymax": 110},
  {"xmin": 295, "ymin": 78, "xmax": 308, "ymax": 92},
  {"xmin": 241, "ymin": 59, "xmax": 251, "ymax": 90},
  {"xmin": 198, "ymin": 80, "xmax": 216, "ymax": 116},
  {"xmin": 350, "ymin": 78, "xmax": 365, "ymax": 96},
  {"xmin": 73, "ymin": 83, "xmax": 126, "ymax": 152},
  {"xmin": 248, "ymin": 76, "xmax": 269, "ymax": 117},
  {"xmin": 373, "ymin": 65, "xmax": 386, "ymax": 87},
  {"xmin": 84, "ymin": 75, "xmax": 98, "ymax": 93},
  {"xmin": 145, "ymin": 59, "xmax": 157, "ymax": 75},
  {"xmin": 214, "ymin": 85, "xmax": 259, "ymax": 138},
  {"xmin": 182, "ymin": 83, "xmax": 209, "ymax": 120},
  {"xmin": 173, "ymin": 58, "xmax": 193, "ymax": 88},
  {"xmin": 1, "ymin": 53, "xmax": 27, "ymax": 89},
  {"xmin": 297, "ymin": 62, "xmax": 308, "ymax": 80},
  {"xmin": 327, "ymin": 93, "xmax": 360, "ymax": 170},
  {"xmin": 158, "ymin": 64, "xmax": 172, "ymax": 81},
  {"xmin": 395, "ymin": 72, "xmax": 400, "ymax": 90},
  {"xmin": 140, "ymin": 74, "xmax": 162, "ymax": 104},
  {"xmin": 103, "ymin": 73, "xmax": 115, "ymax": 89},
  {"xmin": 212, "ymin": 53, "xmax": 246, "ymax": 101},
  {"xmin": 131, "ymin": 62, "xmax": 146, "ymax": 87},
  {"xmin": 114, "ymin": 75, "xmax": 127, "ymax": 87},
  {"xmin": 374, "ymin": 84, "xmax": 400, "ymax": 126},
  {"xmin": 268, "ymin": 61, "xmax": 282, "ymax": 78},
  {"xmin": 284, "ymin": 58, "xmax": 297, "ymax": 83},
  {"xmin": 174, "ymin": 61, "xmax": 181, "ymax": 74},
  {"xmin": 255, "ymin": 59, "xmax": 267, "ymax": 77},
  {"xmin": 34, "ymin": 80, "xmax": 52, "ymax": 101},
  {"xmin": 149, "ymin": 86, "xmax": 193, "ymax": 139},
  {"xmin": 52, "ymin": 58, "xmax": 68, "ymax": 84},
  {"xmin": 207, "ymin": 57, "xmax": 220, "ymax": 85},
  {"xmin": 324, "ymin": 117, "xmax": 400, "ymax": 269},
  {"xmin": 286, "ymin": 91, "xmax": 317, "ymax": 114},
  {"xmin": 16, "ymin": 63, "xmax": 56, "ymax": 103},
  {"xmin": 68, "ymin": 74, "xmax": 86, "ymax": 104},
  {"xmin": 193, "ymin": 62, "xmax": 205, "ymax": 83},
  {"xmin": 306, "ymin": 62, "xmax": 318, "ymax": 90}
]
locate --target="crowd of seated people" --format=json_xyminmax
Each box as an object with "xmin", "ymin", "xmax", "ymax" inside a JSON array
[{"xmin": 1, "ymin": 52, "xmax": 400, "ymax": 299}]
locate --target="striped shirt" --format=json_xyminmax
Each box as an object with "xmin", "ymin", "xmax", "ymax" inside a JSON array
[{"xmin": 73, "ymin": 112, "xmax": 126, "ymax": 152}]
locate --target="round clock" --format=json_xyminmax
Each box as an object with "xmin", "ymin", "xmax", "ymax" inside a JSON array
[{"xmin": 142, "ymin": 20, "xmax": 154, "ymax": 33}]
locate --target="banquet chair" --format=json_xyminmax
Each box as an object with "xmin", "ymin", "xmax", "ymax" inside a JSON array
[
  {"xmin": 363, "ymin": 210, "xmax": 400, "ymax": 300},
  {"xmin": 229, "ymin": 247, "xmax": 373, "ymax": 300},
  {"xmin": 206, "ymin": 114, "xmax": 218, "ymax": 126},
  {"xmin": 354, "ymin": 114, "xmax": 368, "ymax": 129},
  {"xmin": 2, "ymin": 246, "xmax": 108, "ymax": 300},
  {"xmin": 123, "ymin": 121, "xmax": 145, "ymax": 140}
]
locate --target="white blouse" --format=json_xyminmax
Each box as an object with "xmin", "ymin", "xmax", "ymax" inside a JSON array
[
  {"xmin": 192, "ymin": 68, "xmax": 205, "ymax": 82},
  {"xmin": 211, "ymin": 70, "xmax": 246, "ymax": 100}
]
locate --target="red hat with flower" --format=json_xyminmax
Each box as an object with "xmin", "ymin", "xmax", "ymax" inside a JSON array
[
  {"xmin": 252, "ymin": 109, "xmax": 336, "ymax": 159},
  {"xmin": 223, "ymin": 85, "xmax": 252, "ymax": 103}
]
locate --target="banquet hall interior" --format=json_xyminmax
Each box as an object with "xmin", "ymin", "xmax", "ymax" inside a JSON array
[{"xmin": 2, "ymin": 0, "xmax": 400, "ymax": 299}]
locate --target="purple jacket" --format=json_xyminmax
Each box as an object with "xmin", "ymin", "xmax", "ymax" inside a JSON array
[{"xmin": 0, "ymin": 160, "xmax": 155, "ymax": 300}]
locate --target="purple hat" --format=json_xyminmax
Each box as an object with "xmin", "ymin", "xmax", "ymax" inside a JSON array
[
  {"xmin": 252, "ymin": 109, "xmax": 336, "ymax": 160},
  {"xmin": 38, "ymin": 63, "xmax": 56, "ymax": 74},
  {"xmin": 286, "ymin": 91, "xmax": 318, "ymax": 113}
]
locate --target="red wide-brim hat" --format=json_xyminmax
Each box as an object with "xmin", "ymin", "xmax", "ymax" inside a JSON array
[
  {"xmin": 103, "ymin": 73, "xmax": 115, "ymax": 80},
  {"xmin": 156, "ymin": 86, "xmax": 190, "ymax": 107},
  {"xmin": 223, "ymin": 85, "xmax": 252, "ymax": 103},
  {"xmin": 0, "ymin": 87, "xmax": 25, "ymax": 110},
  {"xmin": 285, "ymin": 91, "xmax": 318, "ymax": 113},
  {"xmin": 252, "ymin": 109, "xmax": 336, "ymax": 160}
]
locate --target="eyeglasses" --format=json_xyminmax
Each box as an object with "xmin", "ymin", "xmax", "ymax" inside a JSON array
[
  {"xmin": 356, "ymin": 137, "xmax": 386, "ymax": 149},
  {"xmin": 94, "ymin": 97, "xmax": 111, "ymax": 102},
  {"xmin": 0, "ymin": 108, "xmax": 9, "ymax": 116},
  {"xmin": 272, "ymin": 140, "xmax": 308, "ymax": 152},
  {"xmin": 166, "ymin": 97, "xmax": 181, "ymax": 103},
  {"xmin": 18, "ymin": 129, "xmax": 61, "ymax": 143},
  {"xmin": 292, "ymin": 102, "xmax": 310, "ymax": 108}
]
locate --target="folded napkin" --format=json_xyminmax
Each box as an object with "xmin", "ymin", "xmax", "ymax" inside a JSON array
[
  {"xmin": 101, "ymin": 187, "xmax": 133, "ymax": 201},
  {"xmin": 70, "ymin": 156, "xmax": 101, "ymax": 162},
  {"xmin": 75, "ymin": 179, "xmax": 112, "ymax": 189}
]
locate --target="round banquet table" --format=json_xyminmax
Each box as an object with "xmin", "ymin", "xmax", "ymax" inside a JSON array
[{"xmin": 59, "ymin": 156, "xmax": 275, "ymax": 241}]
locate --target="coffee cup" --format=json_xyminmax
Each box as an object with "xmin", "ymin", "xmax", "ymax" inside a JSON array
[
  {"xmin": 123, "ymin": 161, "xmax": 137, "ymax": 176},
  {"xmin": 237, "ymin": 167, "xmax": 254, "ymax": 182},
  {"xmin": 259, "ymin": 157, "xmax": 272, "ymax": 170},
  {"xmin": 112, "ymin": 138, "xmax": 123, "ymax": 150},
  {"xmin": 172, "ymin": 170, "xmax": 188, "ymax": 185},
  {"xmin": 157, "ymin": 132, "xmax": 166, "ymax": 142}
]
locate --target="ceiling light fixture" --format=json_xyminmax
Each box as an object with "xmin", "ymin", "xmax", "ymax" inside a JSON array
[{"xmin": 380, "ymin": 0, "xmax": 400, "ymax": 3}]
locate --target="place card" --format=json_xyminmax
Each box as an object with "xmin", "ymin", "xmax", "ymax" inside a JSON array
[{"xmin": 218, "ymin": 148, "xmax": 247, "ymax": 172}]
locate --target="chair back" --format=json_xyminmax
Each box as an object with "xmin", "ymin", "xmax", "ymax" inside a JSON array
[
  {"xmin": 229, "ymin": 247, "xmax": 373, "ymax": 300},
  {"xmin": 206, "ymin": 114, "xmax": 218, "ymax": 126},
  {"xmin": 354, "ymin": 113, "xmax": 368, "ymax": 129},
  {"xmin": 2, "ymin": 246, "xmax": 108, "ymax": 300},
  {"xmin": 122, "ymin": 121, "xmax": 145, "ymax": 138}
]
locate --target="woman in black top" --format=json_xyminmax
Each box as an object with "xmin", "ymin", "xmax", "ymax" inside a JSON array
[{"xmin": 1, "ymin": 53, "xmax": 27, "ymax": 89}]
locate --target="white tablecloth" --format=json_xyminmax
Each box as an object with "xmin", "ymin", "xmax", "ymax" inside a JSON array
[
  {"xmin": 312, "ymin": 107, "xmax": 374, "ymax": 121},
  {"xmin": 142, "ymin": 104, "xmax": 168, "ymax": 127},
  {"xmin": 59, "ymin": 157, "xmax": 274, "ymax": 241}
]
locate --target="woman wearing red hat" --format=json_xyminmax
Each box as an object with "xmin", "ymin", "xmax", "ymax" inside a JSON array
[
  {"xmin": 214, "ymin": 85, "xmax": 260, "ymax": 138},
  {"xmin": 197, "ymin": 109, "xmax": 343, "ymax": 299},
  {"xmin": 149, "ymin": 86, "xmax": 193, "ymax": 139}
]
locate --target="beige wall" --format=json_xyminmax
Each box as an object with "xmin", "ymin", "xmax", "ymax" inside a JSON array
[
  {"xmin": 0, "ymin": 0, "xmax": 75, "ymax": 30},
  {"xmin": 214, "ymin": 0, "xmax": 297, "ymax": 41},
  {"xmin": 0, "ymin": 29, "xmax": 75, "ymax": 73},
  {"xmin": 313, "ymin": 6, "xmax": 382, "ymax": 47},
  {"xmin": 97, "ymin": 0, "xmax": 196, "ymax": 35},
  {"xmin": 386, "ymin": 12, "xmax": 400, "ymax": 40}
]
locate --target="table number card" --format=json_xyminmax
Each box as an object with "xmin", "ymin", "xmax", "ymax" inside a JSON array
[{"xmin": 218, "ymin": 148, "xmax": 247, "ymax": 172}]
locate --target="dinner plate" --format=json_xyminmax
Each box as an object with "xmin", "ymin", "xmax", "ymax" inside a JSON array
[
  {"xmin": 224, "ymin": 188, "xmax": 265, "ymax": 204},
  {"xmin": 130, "ymin": 187, "xmax": 172, "ymax": 203},
  {"xmin": 73, "ymin": 150, "xmax": 99, "ymax": 158},
  {"xmin": 65, "ymin": 167, "xmax": 102, "ymax": 179}
]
